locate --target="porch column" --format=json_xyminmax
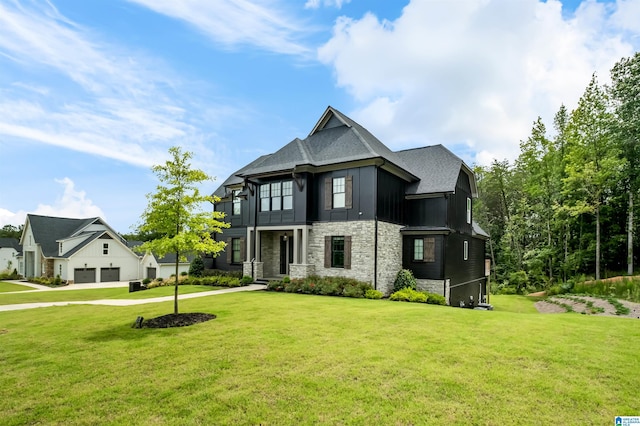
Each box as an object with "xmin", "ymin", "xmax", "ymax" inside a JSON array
[
  {"xmin": 255, "ymin": 230, "xmax": 261, "ymax": 262},
  {"xmin": 245, "ymin": 228, "xmax": 252, "ymax": 261},
  {"xmin": 293, "ymin": 227, "xmax": 300, "ymax": 264},
  {"xmin": 301, "ymin": 226, "xmax": 309, "ymax": 264}
]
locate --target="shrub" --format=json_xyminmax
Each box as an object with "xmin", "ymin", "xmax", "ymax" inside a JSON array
[
  {"xmin": 426, "ymin": 292, "xmax": 446, "ymax": 305},
  {"xmin": 283, "ymin": 276, "xmax": 291, "ymax": 284},
  {"xmin": 203, "ymin": 269, "xmax": 242, "ymax": 278},
  {"xmin": 142, "ymin": 278, "xmax": 152, "ymax": 285},
  {"xmin": 189, "ymin": 256, "xmax": 205, "ymax": 277},
  {"xmin": 365, "ymin": 289, "xmax": 383, "ymax": 299},
  {"xmin": 390, "ymin": 287, "xmax": 426, "ymax": 303},
  {"xmin": 393, "ymin": 269, "xmax": 417, "ymax": 293},
  {"xmin": 342, "ymin": 283, "xmax": 364, "ymax": 298},
  {"xmin": 157, "ymin": 277, "xmax": 164, "ymax": 282},
  {"xmin": 509, "ymin": 270, "xmax": 529, "ymax": 293},
  {"xmin": 180, "ymin": 271, "xmax": 188, "ymax": 276},
  {"xmin": 267, "ymin": 280, "xmax": 285, "ymax": 291},
  {"xmin": 241, "ymin": 275, "xmax": 253, "ymax": 284}
]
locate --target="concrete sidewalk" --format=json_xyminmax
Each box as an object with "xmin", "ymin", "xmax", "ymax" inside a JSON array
[
  {"xmin": 3, "ymin": 280, "xmax": 130, "ymax": 292},
  {"xmin": 0, "ymin": 284, "xmax": 267, "ymax": 312}
]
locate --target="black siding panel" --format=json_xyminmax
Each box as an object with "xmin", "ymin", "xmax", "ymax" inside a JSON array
[
  {"xmin": 406, "ymin": 197, "xmax": 447, "ymax": 227},
  {"xmin": 447, "ymin": 171, "xmax": 472, "ymax": 233},
  {"xmin": 312, "ymin": 166, "xmax": 376, "ymax": 222},
  {"xmin": 444, "ymin": 233, "xmax": 486, "ymax": 306},
  {"xmin": 377, "ymin": 169, "xmax": 405, "ymax": 224},
  {"xmin": 402, "ymin": 235, "xmax": 444, "ymax": 279},
  {"xmin": 209, "ymin": 227, "xmax": 246, "ymax": 272}
]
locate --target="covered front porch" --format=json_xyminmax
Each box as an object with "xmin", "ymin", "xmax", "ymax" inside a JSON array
[{"xmin": 242, "ymin": 225, "xmax": 315, "ymax": 281}]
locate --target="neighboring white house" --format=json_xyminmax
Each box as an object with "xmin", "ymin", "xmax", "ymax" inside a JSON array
[
  {"xmin": 128, "ymin": 241, "xmax": 193, "ymax": 280},
  {"xmin": 20, "ymin": 214, "xmax": 141, "ymax": 283},
  {"xmin": 0, "ymin": 238, "xmax": 21, "ymax": 273}
]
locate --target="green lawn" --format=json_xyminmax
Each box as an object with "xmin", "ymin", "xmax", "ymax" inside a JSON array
[
  {"xmin": 489, "ymin": 294, "xmax": 541, "ymax": 314},
  {"xmin": 1, "ymin": 293, "xmax": 638, "ymax": 425},
  {"xmin": 0, "ymin": 281, "xmax": 33, "ymax": 293},
  {"xmin": 0, "ymin": 285, "xmax": 219, "ymax": 305}
]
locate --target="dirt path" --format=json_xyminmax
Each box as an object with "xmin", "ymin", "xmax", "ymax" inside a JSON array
[{"xmin": 535, "ymin": 296, "xmax": 640, "ymax": 319}]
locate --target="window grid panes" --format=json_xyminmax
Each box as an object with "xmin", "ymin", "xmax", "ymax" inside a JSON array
[
  {"xmin": 414, "ymin": 239, "xmax": 424, "ymax": 261},
  {"xmin": 232, "ymin": 238, "xmax": 241, "ymax": 263},
  {"xmin": 333, "ymin": 177, "xmax": 345, "ymax": 208},
  {"xmin": 331, "ymin": 236, "xmax": 345, "ymax": 268},
  {"xmin": 467, "ymin": 197, "xmax": 472, "ymax": 224},
  {"xmin": 464, "ymin": 240, "xmax": 469, "ymax": 261},
  {"xmin": 271, "ymin": 182, "xmax": 282, "ymax": 211},
  {"xmin": 260, "ymin": 184, "xmax": 270, "ymax": 212},
  {"xmin": 103, "ymin": 243, "xmax": 109, "ymax": 255},
  {"xmin": 282, "ymin": 181, "xmax": 293, "ymax": 210},
  {"xmin": 232, "ymin": 190, "xmax": 241, "ymax": 215}
]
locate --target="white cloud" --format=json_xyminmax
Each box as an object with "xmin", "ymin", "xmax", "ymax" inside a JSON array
[
  {"xmin": 0, "ymin": 0, "xmax": 237, "ymax": 174},
  {"xmin": 0, "ymin": 178, "xmax": 105, "ymax": 228},
  {"xmin": 305, "ymin": 0, "xmax": 351, "ymax": 9},
  {"xmin": 126, "ymin": 0, "xmax": 311, "ymax": 55},
  {"xmin": 318, "ymin": 0, "xmax": 639, "ymax": 165}
]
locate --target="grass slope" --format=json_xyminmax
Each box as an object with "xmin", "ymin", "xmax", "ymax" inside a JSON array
[
  {"xmin": 1, "ymin": 293, "xmax": 638, "ymax": 425},
  {"xmin": 0, "ymin": 281, "xmax": 33, "ymax": 293},
  {"xmin": 0, "ymin": 285, "xmax": 219, "ymax": 305}
]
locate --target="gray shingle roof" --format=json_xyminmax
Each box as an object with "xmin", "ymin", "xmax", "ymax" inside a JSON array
[
  {"xmin": 395, "ymin": 145, "xmax": 466, "ymax": 195},
  {"xmin": 233, "ymin": 106, "xmax": 417, "ymax": 180},
  {"xmin": 215, "ymin": 106, "xmax": 475, "ymax": 198},
  {"xmin": 0, "ymin": 238, "xmax": 21, "ymax": 251},
  {"xmin": 26, "ymin": 215, "xmax": 99, "ymax": 257}
]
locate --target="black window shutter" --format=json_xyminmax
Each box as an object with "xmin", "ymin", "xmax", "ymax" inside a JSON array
[
  {"xmin": 226, "ymin": 238, "xmax": 232, "ymax": 263},
  {"xmin": 344, "ymin": 236, "xmax": 352, "ymax": 269},
  {"xmin": 240, "ymin": 237, "xmax": 246, "ymax": 262},
  {"xmin": 324, "ymin": 177, "xmax": 332, "ymax": 210},
  {"xmin": 424, "ymin": 237, "xmax": 435, "ymax": 262},
  {"xmin": 324, "ymin": 236, "xmax": 331, "ymax": 268},
  {"xmin": 345, "ymin": 175, "xmax": 353, "ymax": 209}
]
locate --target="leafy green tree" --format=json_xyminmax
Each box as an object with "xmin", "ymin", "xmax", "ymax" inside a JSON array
[
  {"xmin": 0, "ymin": 224, "xmax": 22, "ymax": 239},
  {"xmin": 136, "ymin": 146, "xmax": 229, "ymax": 314},
  {"xmin": 610, "ymin": 52, "xmax": 640, "ymax": 275},
  {"xmin": 562, "ymin": 74, "xmax": 623, "ymax": 280}
]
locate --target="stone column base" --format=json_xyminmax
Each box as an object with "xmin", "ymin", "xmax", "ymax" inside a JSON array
[{"xmin": 243, "ymin": 261, "xmax": 264, "ymax": 280}]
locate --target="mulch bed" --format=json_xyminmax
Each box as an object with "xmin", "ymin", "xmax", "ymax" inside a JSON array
[{"xmin": 142, "ymin": 313, "xmax": 216, "ymax": 328}]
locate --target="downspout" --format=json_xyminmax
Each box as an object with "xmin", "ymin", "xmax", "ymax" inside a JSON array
[{"xmin": 373, "ymin": 159, "xmax": 385, "ymax": 291}]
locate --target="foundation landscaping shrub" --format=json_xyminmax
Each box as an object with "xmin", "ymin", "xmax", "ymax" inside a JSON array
[
  {"xmin": 393, "ymin": 269, "xmax": 417, "ymax": 292},
  {"xmin": 266, "ymin": 275, "xmax": 372, "ymax": 298},
  {"xmin": 146, "ymin": 273, "xmax": 243, "ymax": 289},
  {"xmin": 389, "ymin": 287, "xmax": 447, "ymax": 305}
]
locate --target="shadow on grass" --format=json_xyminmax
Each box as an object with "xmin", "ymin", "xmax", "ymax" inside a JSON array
[{"xmin": 85, "ymin": 313, "xmax": 218, "ymax": 342}]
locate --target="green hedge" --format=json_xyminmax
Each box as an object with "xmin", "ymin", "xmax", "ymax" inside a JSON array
[
  {"xmin": 147, "ymin": 275, "xmax": 242, "ymax": 289},
  {"xmin": 389, "ymin": 287, "xmax": 447, "ymax": 305},
  {"xmin": 266, "ymin": 275, "xmax": 373, "ymax": 298}
]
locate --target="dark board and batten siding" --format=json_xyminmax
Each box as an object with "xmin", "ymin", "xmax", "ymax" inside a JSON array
[
  {"xmin": 313, "ymin": 166, "xmax": 376, "ymax": 222},
  {"xmin": 377, "ymin": 169, "xmax": 405, "ymax": 224},
  {"xmin": 444, "ymin": 233, "xmax": 487, "ymax": 307},
  {"xmin": 402, "ymin": 234, "xmax": 445, "ymax": 280},
  {"xmin": 405, "ymin": 197, "xmax": 447, "ymax": 228},
  {"xmin": 447, "ymin": 171, "xmax": 472, "ymax": 233}
]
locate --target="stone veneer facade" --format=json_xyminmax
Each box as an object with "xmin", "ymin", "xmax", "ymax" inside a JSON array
[{"xmin": 307, "ymin": 220, "xmax": 403, "ymax": 295}]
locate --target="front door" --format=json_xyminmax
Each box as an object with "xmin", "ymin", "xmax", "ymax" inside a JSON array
[{"xmin": 279, "ymin": 236, "xmax": 294, "ymax": 275}]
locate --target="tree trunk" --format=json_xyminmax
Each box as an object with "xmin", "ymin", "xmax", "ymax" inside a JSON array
[
  {"xmin": 628, "ymin": 190, "xmax": 634, "ymax": 275},
  {"xmin": 174, "ymin": 250, "xmax": 179, "ymax": 314},
  {"xmin": 595, "ymin": 206, "xmax": 600, "ymax": 281}
]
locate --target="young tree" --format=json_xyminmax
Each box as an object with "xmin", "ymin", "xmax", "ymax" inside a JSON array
[{"xmin": 136, "ymin": 146, "xmax": 229, "ymax": 314}]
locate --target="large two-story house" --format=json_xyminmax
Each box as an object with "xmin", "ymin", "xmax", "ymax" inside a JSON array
[{"xmin": 212, "ymin": 106, "xmax": 488, "ymax": 306}]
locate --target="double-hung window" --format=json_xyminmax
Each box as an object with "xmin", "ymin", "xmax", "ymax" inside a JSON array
[
  {"xmin": 232, "ymin": 238, "xmax": 241, "ymax": 263},
  {"xmin": 466, "ymin": 197, "xmax": 472, "ymax": 224},
  {"xmin": 282, "ymin": 181, "xmax": 293, "ymax": 210},
  {"xmin": 413, "ymin": 239, "xmax": 424, "ymax": 261},
  {"xmin": 103, "ymin": 243, "xmax": 109, "ymax": 255},
  {"xmin": 413, "ymin": 237, "xmax": 435, "ymax": 262},
  {"xmin": 463, "ymin": 240, "xmax": 469, "ymax": 261},
  {"xmin": 271, "ymin": 182, "xmax": 282, "ymax": 211},
  {"xmin": 333, "ymin": 177, "xmax": 345, "ymax": 208},
  {"xmin": 260, "ymin": 184, "xmax": 270, "ymax": 212},
  {"xmin": 232, "ymin": 190, "xmax": 241, "ymax": 215},
  {"xmin": 331, "ymin": 236, "xmax": 345, "ymax": 268}
]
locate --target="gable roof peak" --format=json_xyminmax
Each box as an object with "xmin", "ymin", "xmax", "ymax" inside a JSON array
[{"xmin": 309, "ymin": 106, "xmax": 351, "ymax": 136}]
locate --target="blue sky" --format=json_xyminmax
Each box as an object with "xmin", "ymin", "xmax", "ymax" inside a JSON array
[{"xmin": 1, "ymin": 0, "xmax": 638, "ymax": 233}]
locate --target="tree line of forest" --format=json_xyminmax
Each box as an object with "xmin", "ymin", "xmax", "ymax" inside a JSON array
[{"xmin": 474, "ymin": 52, "xmax": 640, "ymax": 293}]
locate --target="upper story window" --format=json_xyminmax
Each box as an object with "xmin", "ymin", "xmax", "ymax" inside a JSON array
[
  {"xmin": 467, "ymin": 197, "xmax": 472, "ymax": 224},
  {"xmin": 59, "ymin": 242, "xmax": 63, "ymax": 256},
  {"xmin": 333, "ymin": 177, "xmax": 345, "ymax": 208},
  {"xmin": 232, "ymin": 190, "xmax": 241, "ymax": 216},
  {"xmin": 463, "ymin": 240, "xmax": 468, "ymax": 261},
  {"xmin": 103, "ymin": 243, "xmax": 109, "ymax": 255},
  {"xmin": 260, "ymin": 181, "xmax": 293, "ymax": 212},
  {"xmin": 282, "ymin": 181, "xmax": 293, "ymax": 210}
]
